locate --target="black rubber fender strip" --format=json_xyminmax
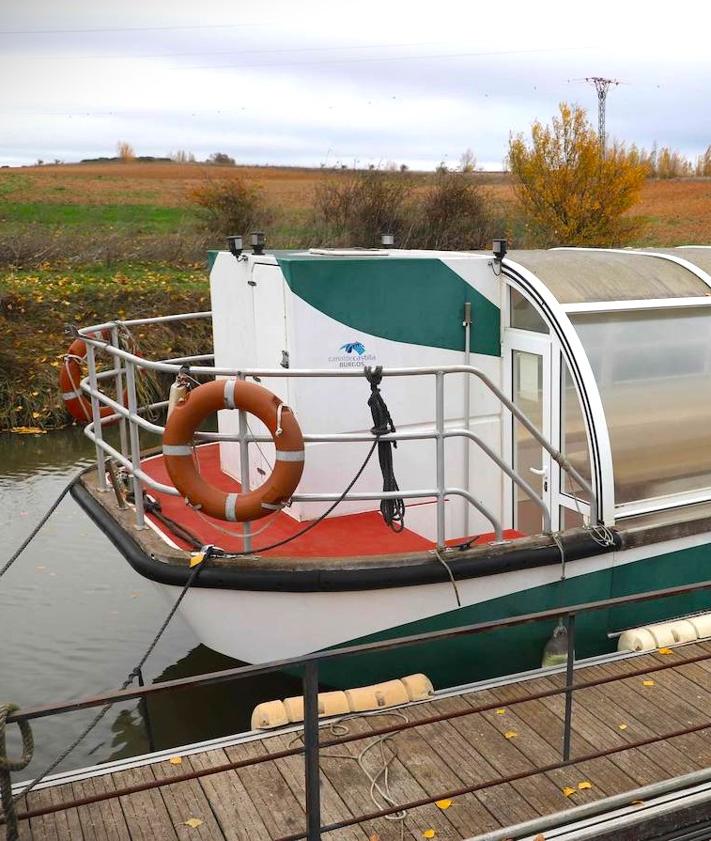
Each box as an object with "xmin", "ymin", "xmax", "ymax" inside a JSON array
[{"xmin": 71, "ymin": 481, "xmax": 620, "ymax": 593}]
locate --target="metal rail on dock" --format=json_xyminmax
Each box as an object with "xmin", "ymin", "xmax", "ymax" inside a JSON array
[{"xmin": 7, "ymin": 576, "xmax": 711, "ymax": 840}]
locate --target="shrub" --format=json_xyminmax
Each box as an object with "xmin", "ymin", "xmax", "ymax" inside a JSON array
[
  {"xmin": 311, "ymin": 168, "xmax": 414, "ymax": 247},
  {"xmin": 508, "ymin": 102, "xmax": 647, "ymax": 246},
  {"xmin": 189, "ymin": 177, "xmax": 267, "ymax": 236},
  {"xmin": 412, "ymin": 170, "xmax": 496, "ymax": 250}
]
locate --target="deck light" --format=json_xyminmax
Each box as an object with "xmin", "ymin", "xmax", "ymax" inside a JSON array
[
  {"xmin": 492, "ymin": 238, "xmax": 508, "ymax": 261},
  {"xmin": 381, "ymin": 233, "xmax": 395, "ymax": 247},
  {"xmin": 251, "ymin": 231, "xmax": 266, "ymax": 255},
  {"xmin": 227, "ymin": 235, "xmax": 243, "ymax": 258}
]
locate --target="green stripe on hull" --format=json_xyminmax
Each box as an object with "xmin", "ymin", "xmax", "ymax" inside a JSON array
[
  {"xmin": 277, "ymin": 257, "xmax": 501, "ymax": 357},
  {"xmin": 315, "ymin": 540, "xmax": 711, "ymax": 689}
]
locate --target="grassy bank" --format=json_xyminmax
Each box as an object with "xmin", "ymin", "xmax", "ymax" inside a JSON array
[{"xmin": 0, "ymin": 263, "xmax": 211, "ymax": 431}]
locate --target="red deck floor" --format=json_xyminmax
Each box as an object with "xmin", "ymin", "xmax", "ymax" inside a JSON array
[{"xmin": 141, "ymin": 444, "xmax": 522, "ymax": 558}]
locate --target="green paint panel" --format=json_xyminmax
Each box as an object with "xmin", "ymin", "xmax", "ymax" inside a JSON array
[
  {"xmin": 314, "ymin": 539, "xmax": 711, "ymax": 690},
  {"xmin": 207, "ymin": 250, "xmax": 219, "ymax": 271},
  {"xmin": 277, "ymin": 257, "xmax": 501, "ymax": 357}
]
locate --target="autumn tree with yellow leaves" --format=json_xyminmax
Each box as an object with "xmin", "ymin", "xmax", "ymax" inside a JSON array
[{"xmin": 508, "ymin": 103, "xmax": 647, "ymax": 246}]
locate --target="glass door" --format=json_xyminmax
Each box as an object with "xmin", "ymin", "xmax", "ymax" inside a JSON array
[{"xmin": 505, "ymin": 331, "xmax": 553, "ymax": 535}]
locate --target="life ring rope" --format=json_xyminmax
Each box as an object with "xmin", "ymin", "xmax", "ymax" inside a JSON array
[{"xmin": 163, "ymin": 379, "xmax": 305, "ymax": 523}]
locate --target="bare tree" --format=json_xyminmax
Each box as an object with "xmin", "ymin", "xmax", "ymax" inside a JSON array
[{"xmin": 116, "ymin": 141, "xmax": 136, "ymax": 162}]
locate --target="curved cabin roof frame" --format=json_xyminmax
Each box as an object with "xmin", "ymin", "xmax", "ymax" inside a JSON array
[{"xmin": 503, "ymin": 247, "xmax": 711, "ymax": 527}]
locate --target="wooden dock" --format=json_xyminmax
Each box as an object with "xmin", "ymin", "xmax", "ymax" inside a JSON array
[{"xmin": 13, "ymin": 641, "xmax": 711, "ymax": 841}]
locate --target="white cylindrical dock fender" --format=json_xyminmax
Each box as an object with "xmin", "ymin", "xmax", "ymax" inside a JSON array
[
  {"xmin": 251, "ymin": 673, "xmax": 434, "ymax": 729},
  {"xmin": 617, "ymin": 614, "xmax": 711, "ymax": 652}
]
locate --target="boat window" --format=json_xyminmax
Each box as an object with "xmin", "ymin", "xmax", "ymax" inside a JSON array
[
  {"xmin": 571, "ymin": 307, "xmax": 711, "ymax": 506},
  {"xmin": 561, "ymin": 363, "xmax": 592, "ymax": 502},
  {"xmin": 510, "ymin": 288, "xmax": 549, "ymax": 333}
]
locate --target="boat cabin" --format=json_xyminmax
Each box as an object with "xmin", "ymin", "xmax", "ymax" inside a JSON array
[{"xmin": 207, "ymin": 244, "xmax": 711, "ymax": 542}]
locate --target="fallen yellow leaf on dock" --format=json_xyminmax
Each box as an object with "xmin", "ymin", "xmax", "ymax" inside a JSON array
[
  {"xmin": 642, "ymin": 680, "xmax": 656, "ymax": 687},
  {"xmin": 618, "ymin": 723, "xmax": 628, "ymax": 730},
  {"xmin": 422, "ymin": 829, "xmax": 436, "ymax": 838},
  {"xmin": 658, "ymin": 647, "xmax": 673, "ymax": 655},
  {"xmin": 435, "ymin": 799, "xmax": 453, "ymax": 810},
  {"xmin": 504, "ymin": 730, "xmax": 518, "ymax": 739},
  {"xmin": 184, "ymin": 817, "xmax": 203, "ymax": 828},
  {"xmin": 495, "ymin": 708, "xmax": 506, "ymax": 715},
  {"xmin": 169, "ymin": 756, "xmax": 183, "ymax": 765},
  {"xmin": 562, "ymin": 786, "xmax": 576, "ymax": 797},
  {"xmin": 577, "ymin": 781, "xmax": 592, "ymax": 790}
]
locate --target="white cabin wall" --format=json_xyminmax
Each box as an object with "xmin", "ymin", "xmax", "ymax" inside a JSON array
[{"xmin": 209, "ymin": 251, "xmax": 507, "ymax": 540}]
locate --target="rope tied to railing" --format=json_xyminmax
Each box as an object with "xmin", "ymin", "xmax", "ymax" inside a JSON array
[
  {"xmin": 0, "ymin": 704, "xmax": 33, "ymax": 841},
  {"xmin": 364, "ymin": 366, "xmax": 405, "ymax": 532}
]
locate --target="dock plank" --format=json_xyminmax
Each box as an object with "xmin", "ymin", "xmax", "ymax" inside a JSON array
[
  {"xmin": 153, "ymin": 753, "xmax": 227, "ymax": 841},
  {"xmin": 355, "ymin": 709, "xmax": 503, "ymax": 839},
  {"xmin": 404, "ymin": 700, "xmax": 535, "ymax": 829},
  {"xmin": 113, "ymin": 765, "xmax": 180, "ymax": 841},
  {"xmin": 261, "ymin": 730, "xmax": 370, "ymax": 841},
  {"xmin": 27, "ymin": 783, "xmax": 84, "ymax": 841},
  {"xmin": 72, "ymin": 773, "xmax": 131, "ymax": 841},
  {"xmin": 227, "ymin": 738, "xmax": 306, "ymax": 840},
  {"xmin": 188, "ymin": 748, "xmax": 272, "ymax": 841},
  {"xmin": 429, "ymin": 694, "xmax": 575, "ymax": 818},
  {"xmin": 483, "ymin": 681, "xmax": 636, "ymax": 800},
  {"xmin": 513, "ymin": 673, "xmax": 674, "ymax": 788}
]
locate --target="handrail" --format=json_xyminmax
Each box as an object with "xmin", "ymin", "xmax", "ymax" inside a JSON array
[{"xmin": 77, "ymin": 313, "xmax": 596, "ymax": 542}]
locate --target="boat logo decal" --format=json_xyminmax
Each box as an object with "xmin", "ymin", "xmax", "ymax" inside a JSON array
[
  {"xmin": 329, "ymin": 341, "xmax": 376, "ymax": 368},
  {"xmin": 339, "ymin": 341, "xmax": 367, "ymax": 356}
]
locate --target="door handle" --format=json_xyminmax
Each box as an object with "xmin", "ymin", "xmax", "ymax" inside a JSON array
[{"xmin": 529, "ymin": 465, "xmax": 548, "ymax": 491}]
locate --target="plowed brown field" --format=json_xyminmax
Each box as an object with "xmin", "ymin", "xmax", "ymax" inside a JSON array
[{"xmin": 2, "ymin": 161, "xmax": 711, "ymax": 245}]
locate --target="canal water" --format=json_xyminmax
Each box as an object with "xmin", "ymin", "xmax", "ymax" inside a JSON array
[{"xmin": 0, "ymin": 427, "xmax": 302, "ymax": 782}]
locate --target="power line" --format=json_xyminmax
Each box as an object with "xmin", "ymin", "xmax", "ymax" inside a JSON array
[
  {"xmin": 0, "ymin": 22, "xmax": 271, "ymax": 35},
  {"xmin": 0, "ymin": 38, "xmax": 487, "ymax": 62},
  {"xmin": 190, "ymin": 44, "xmax": 587, "ymax": 71}
]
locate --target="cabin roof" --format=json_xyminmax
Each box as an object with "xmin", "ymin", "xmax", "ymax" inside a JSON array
[{"xmin": 507, "ymin": 249, "xmax": 711, "ymax": 303}]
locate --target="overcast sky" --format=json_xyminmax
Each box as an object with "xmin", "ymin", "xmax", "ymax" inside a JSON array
[{"xmin": 2, "ymin": 0, "xmax": 711, "ymax": 170}]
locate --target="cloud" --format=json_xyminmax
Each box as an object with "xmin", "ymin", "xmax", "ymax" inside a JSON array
[{"xmin": 2, "ymin": 0, "xmax": 711, "ymax": 167}]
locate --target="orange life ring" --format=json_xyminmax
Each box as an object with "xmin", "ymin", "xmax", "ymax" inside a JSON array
[
  {"xmin": 163, "ymin": 379, "xmax": 305, "ymax": 522},
  {"xmin": 59, "ymin": 334, "xmax": 126, "ymax": 425}
]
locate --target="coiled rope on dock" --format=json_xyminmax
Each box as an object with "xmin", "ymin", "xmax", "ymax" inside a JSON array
[{"xmin": 0, "ymin": 705, "xmax": 33, "ymax": 841}]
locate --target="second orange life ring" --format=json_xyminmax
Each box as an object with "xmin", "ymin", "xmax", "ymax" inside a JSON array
[
  {"xmin": 59, "ymin": 334, "xmax": 126, "ymax": 425},
  {"xmin": 163, "ymin": 379, "xmax": 305, "ymax": 522}
]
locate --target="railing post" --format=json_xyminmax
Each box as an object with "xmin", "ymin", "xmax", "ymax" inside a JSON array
[
  {"xmin": 125, "ymin": 359, "xmax": 146, "ymax": 529},
  {"xmin": 111, "ymin": 323, "xmax": 129, "ymax": 460},
  {"xmin": 237, "ymin": 374, "xmax": 253, "ymax": 552},
  {"xmin": 136, "ymin": 667, "xmax": 156, "ymax": 753},
  {"xmin": 462, "ymin": 304, "xmax": 472, "ymax": 538},
  {"xmin": 435, "ymin": 371, "xmax": 446, "ymax": 549},
  {"xmin": 85, "ymin": 340, "xmax": 107, "ymax": 491},
  {"xmin": 563, "ymin": 613, "xmax": 576, "ymax": 761},
  {"xmin": 303, "ymin": 661, "xmax": 322, "ymax": 841}
]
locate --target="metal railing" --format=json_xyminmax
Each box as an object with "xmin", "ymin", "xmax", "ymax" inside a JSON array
[
  {"xmin": 7, "ymin": 577, "xmax": 711, "ymax": 840},
  {"xmin": 75, "ymin": 312, "xmax": 596, "ymax": 548}
]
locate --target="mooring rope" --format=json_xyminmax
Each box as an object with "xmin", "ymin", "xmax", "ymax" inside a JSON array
[
  {"xmin": 4, "ymin": 551, "xmax": 209, "ymax": 817},
  {"xmin": 0, "ymin": 471, "xmax": 84, "ymax": 581},
  {"xmin": 0, "ymin": 704, "xmax": 33, "ymax": 841}
]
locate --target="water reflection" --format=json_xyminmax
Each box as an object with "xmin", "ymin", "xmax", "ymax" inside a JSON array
[
  {"xmin": 107, "ymin": 645, "xmax": 304, "ymax": 762},
  {"xmin": 0, "ymin": 427, "xmax": 299, "ymax": 778}
]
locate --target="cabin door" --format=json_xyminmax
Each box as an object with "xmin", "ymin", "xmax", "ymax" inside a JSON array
[{"xmin": 504, "ymin": 330, "xmax": 553, "ymax": 536}]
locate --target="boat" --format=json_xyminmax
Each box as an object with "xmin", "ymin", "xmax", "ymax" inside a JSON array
[{"xmin": 67, "ymin": 240, "xmax": 711, "ymax": 688}]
